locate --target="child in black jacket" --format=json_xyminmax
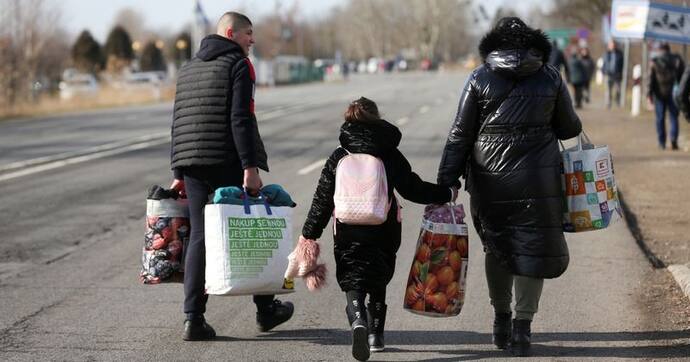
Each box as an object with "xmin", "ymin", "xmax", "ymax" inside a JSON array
[{"xmin": 300, "ymin": 97, "xmax": 456, "ymax": 361}]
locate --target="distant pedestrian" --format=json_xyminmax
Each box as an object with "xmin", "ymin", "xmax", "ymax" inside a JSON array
[
  {"xmin": 548, "ymin": 40, "xmax": 570, "ymax": 81},
  {"xmin": 568, "ymin": 48, "xmax": 588, "ymax": 109},
  {"xmin": 299, "ymin": 97, "xmax": 456, "ymax": 361},
  {"xmin": 579, "ymin": 47, "xmax": 595, "ymax": 104},
  {"xmin": 603, "ymin": 40, "xmax": 624, "ymax": 108},
  {"xmin": 169, "ymin": 11, "xmax": 294, "ymax": 341},
  {"xmin": 648, "ymin": 42, "xmax": 684, "ymax": 150},
  {"xmin": 437, "ymin": 17, "xmax": 582, "ymax": 357},
  {"xmin": 675, "ymin": 66, "xmax": 690, "ymax": 127}
]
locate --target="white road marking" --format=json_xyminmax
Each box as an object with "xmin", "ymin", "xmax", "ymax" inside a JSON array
[
  {"xmin": 0, "ymin": 137, "xmax": 171, "ymax": 183},
  {"xmin": 0, "ymin": 132, "xmax": 169, "ymax": 173},
  {"xmin": 419, "ymin": 106, "xmax": 430, "ymax": 114},
  {"xmin": 257, "ymin": 99, "xmax": 327, "ymax": 121},
  {"xmin": 297, "ymin": 159, "xmax": 327, "ymax": 175},
  {"xmin": 396, "ymin": 117, "xmax": 409, "ymax": 126}
]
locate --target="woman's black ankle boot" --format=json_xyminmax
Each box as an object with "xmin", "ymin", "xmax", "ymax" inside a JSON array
[
  {"xmin": 510, "ymin": 319, "xmax": 532, "ymax": 357},
  {"xmin": 492, "ymin": 312, "xmax": 512, "ymax": 349}
]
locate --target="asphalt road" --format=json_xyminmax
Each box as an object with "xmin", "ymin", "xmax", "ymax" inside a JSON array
[{"xmin": 0, "ymin": 72, "xmax": 688, "ymax": 361}]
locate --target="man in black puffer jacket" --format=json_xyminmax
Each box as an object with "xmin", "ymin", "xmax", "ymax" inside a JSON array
[
  {"xmin": 437, "ymin": 17, "xmax": 582, "ymax": 356},
  {"xmin": 169, "ymin": 12, "xmax": 293, "ymax": 341}
]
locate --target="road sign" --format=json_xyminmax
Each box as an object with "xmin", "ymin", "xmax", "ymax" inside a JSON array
[
  {"xmin": 646, "ymin": 2, "xmax": 690, "ymax": 44},
  {"xmin": 611, "ymin": 0, "xmax": 690, "ymax": 44},
  {"xmin": 611, "ymin": 0, "xmax": 650, "ymax": 39},
  {"xmin": 546, "ymin": 28, "xmax": 579, "ymax": 49}
]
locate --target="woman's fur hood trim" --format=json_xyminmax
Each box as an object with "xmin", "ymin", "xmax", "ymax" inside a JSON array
[{"xmin": 479, "ymin": 20, "xmax": 552, "ymax": 63}]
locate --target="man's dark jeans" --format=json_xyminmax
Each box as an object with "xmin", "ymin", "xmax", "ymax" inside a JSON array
[
  {"xmin": 572, "ymin": 84, "xmax": 584, "ymax": 108},
  {"xmin": 182, "ymin": 166, "xmax": 274, "ymax": 316},
  {"xmin": 653, "ymin": 96, "xmax": 679, "ymax": 148}
]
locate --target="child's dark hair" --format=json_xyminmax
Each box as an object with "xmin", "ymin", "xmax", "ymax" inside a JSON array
[{"xmin": 344, "ymin": 97, "xmax": 380, "ymax": 122}]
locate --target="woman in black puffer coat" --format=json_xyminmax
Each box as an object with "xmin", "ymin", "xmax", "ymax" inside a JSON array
[
  {"xmin": 301, "ymin": 97, "xmax": 454, "ymax": 360},
  {"xmin": 436, "ymin": 18, "xmax": 582, "ymax": 357}
]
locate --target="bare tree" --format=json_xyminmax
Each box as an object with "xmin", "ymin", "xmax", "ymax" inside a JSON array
[
  {"xmin": 523, "ymin": 5, "xmax": 554, "ymax": 30},
  {"xmin": 325, "ymin": 0, "xmax": 470, "ymax": 62},
  {"xmin": 551, "ymin": 0, "xmax": 610, "ymax": 29},
  {"xmin": 0, "ymin": 0, "xmax": 68, "ymax": 109},
  {"xmin": 112, "ymin": 8, "xmax": 146, "ymax": 42}
]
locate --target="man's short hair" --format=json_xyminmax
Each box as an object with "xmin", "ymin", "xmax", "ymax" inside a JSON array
[{"xmin": 217, "ymin": 12, "xmax": 252, "ymax": 34}]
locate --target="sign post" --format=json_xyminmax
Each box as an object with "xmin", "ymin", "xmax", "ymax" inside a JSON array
[
  {"xmin": 622, "ymin": 38, "xmax": 630, "ymax": 108},
  {"xmin": 611, "ymin": 0, "xmax": 690, "ymax": 114}
]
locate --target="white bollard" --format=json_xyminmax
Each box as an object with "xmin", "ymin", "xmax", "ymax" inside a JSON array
[{"xmin": 631, "ymin": 64, "xmax": 642, "ymax": 117}]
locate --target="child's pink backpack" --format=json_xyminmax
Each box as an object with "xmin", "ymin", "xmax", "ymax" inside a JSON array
[{"xmin": 334, "ymin": 148, "xmax": 390, "ymax": 225}]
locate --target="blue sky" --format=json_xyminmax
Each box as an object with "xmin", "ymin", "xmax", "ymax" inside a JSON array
[{"xmin": 59, "ymin": 0, "xmax": 549, "ymax": 42}]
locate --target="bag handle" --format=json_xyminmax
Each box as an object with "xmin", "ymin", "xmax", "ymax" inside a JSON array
[
  {"xmin": 448, "ymin": 202, "xmax": 458, "ymax": 225},
  {"xmin": 241, "ymin": 188, "xmax": 273, "ymax": 215},
  {"xmin": 559, "ymin": 131, "xmax": 593, "ymax": 152}
]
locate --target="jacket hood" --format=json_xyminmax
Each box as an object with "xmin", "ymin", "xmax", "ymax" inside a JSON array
[
  {"xmin": 196, "ymin": 34, "xmax": 244, "ymax": 61},
  {"xmin": 479, "ymin": 20, "xmax": 551, "ymax": 77},
  {"xmin": 485, "ymin": 48, "xmax": 545, "ymax": 78},
  {"xmin": 339, "ymin": 119, "xmax": 401, "ymax": 157}
]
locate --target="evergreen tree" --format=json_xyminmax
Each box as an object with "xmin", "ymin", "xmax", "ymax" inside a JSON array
[
  {"xmin": 71, "ymin": 30, "xmax": 104, "ymax": 74},
  {"xmin": 140, "ymin": 41, "xmax": 166, "ymax": 72},
  {"xmin": 104, "ymin": 25, "xmax": 134, "ymax": 61},
  {"xmin": 172, "ymin": 32, "xmax": 192, "ymax": 65}
]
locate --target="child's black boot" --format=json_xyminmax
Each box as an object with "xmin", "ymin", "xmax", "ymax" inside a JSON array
[
  {"xmin": 346, "ymin": 292, "xmax": 370, "ymax": 361},
  {"xmin": 367, "ymin": 302, "xmax": 387, "ymax": 352}
]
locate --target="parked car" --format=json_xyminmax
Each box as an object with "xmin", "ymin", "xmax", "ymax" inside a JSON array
[
  {"xmin": 59, "ymin": 74, "xmax": 99, "ymax": 100},
  {"xmin": 123, "ymin": 72, "xmax": 165, "ymax": 88}
]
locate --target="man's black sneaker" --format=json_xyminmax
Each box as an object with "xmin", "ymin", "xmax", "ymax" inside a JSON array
[
  {"xmin": 183, "ymin": 318, "xmax": 216, "ymax": 341},
  {"xmin": 672, "ymin": 141, "xmax": 679, "ymax": 150},
  {"xmin": 256, "ymin": 300, "xmax": 294, "ymax": 332}
]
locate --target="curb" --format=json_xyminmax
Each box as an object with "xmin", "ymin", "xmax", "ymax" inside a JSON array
[
  {"xmin": 668, "ymin": 264, "xmax": 690, "ymax": 302},
  {"xmin": 618, "ymin": 191, "xmax": 666, "ymax": 268}
]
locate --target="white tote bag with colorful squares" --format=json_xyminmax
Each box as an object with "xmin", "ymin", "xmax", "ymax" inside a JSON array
[{"xmin": 561, "ymin": 133, "xmax": 623, "ymax": 232}]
